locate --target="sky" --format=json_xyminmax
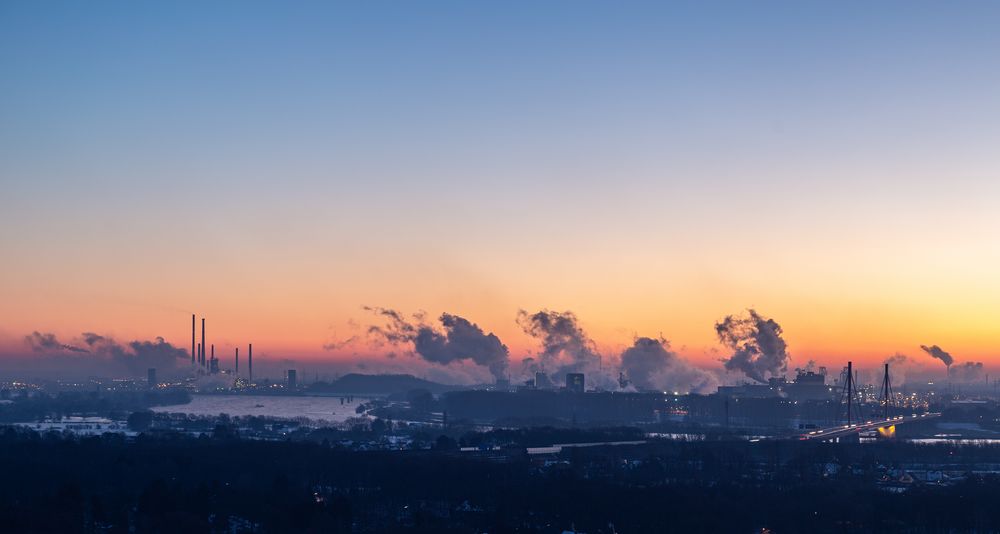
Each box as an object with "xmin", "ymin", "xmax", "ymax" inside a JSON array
[{"xmin": 1, "ymin": 1, "xmax": 999, "ymax": 381}]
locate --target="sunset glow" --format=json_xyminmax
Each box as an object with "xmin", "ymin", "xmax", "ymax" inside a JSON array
[{"xmin": 2, "ymin": 2, "xmax": 999, "ymax": 382}]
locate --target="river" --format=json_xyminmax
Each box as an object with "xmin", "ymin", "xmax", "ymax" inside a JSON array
[{"xmin": 151, "ymin": 394, "xmax": 368, "ymax": 424}]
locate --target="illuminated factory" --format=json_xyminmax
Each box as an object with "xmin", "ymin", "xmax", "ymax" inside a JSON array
[
  {"xmin": 717, "ymin": 369, "xmax": 837, "ymax": 401},
  {"xmin": 188, "ymin": 314, "xmax": 262, "ymax": 388}
]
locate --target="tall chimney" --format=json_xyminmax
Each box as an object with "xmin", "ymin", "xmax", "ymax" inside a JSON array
[
  {"xmin": 235, "ymin": 347, "xmax": 239, "ymax": 375},
  {"xmin": 211, "ymin": 344, "xmax": 214, "ymax": 364},
  {"xmin": 201, "ymin": 318, "xmax": 206, "ymax": 366},
  {"xmin": 191, "ymin": 314, "xmax": 196, "ymax": 365},
  {"xmin": 248, "ymin": 343, "xmax": 253, "ymax": 383}
]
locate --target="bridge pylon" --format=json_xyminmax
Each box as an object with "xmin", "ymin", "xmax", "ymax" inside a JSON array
[
  {"xmin": 879, "ymin": 362, "xmax": 897, "ymax": 419},
  {"xmin": 837, "ymin": 361, "xmax": 865, "ymax": 426}
]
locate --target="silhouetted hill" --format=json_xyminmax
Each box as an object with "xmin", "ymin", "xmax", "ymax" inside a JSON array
[{"xmin": 308, "ymin": 373, "xmax": 461, "ymax": 395}]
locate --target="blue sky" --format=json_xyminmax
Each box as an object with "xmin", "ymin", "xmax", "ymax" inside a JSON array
[{"xmin": 2, "ymin": 2, "xmax": 999, "ymax": 368}]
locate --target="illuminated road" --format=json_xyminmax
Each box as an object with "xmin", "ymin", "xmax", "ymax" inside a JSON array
[{"xmin": 799, "ymin": 413, "xmax": 941, "ymax": 441}]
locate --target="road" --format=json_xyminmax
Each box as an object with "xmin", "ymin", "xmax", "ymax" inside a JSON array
[{"xmin": 799, "ymin": 413, "xmax": 940, "ymax": 441}]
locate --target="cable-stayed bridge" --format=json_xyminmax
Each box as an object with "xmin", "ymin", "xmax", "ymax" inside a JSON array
[{"xmin": 798, "ymin": 412, "xmax": 941, "ymax": 441}]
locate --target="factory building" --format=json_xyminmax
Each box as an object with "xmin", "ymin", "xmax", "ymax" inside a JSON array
[
  {"xmin": 534, "ymin": 372, "xmax": 553, "ymax": 390},
  {"xmin": 566, "ymin": 373, "xmax": 585, "ymax": 393},
  {"xmin": 717, "ymin": 369, "xmax": 835, "ymax": 401}
]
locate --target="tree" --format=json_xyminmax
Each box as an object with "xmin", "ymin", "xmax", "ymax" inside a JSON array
[
  {"xmin": 433, "ymin": 435, "xmax": 458, "ymax": 451},
  {"xmin": 127, "ymin": 410, "xmax": 154, "ymax": 432},
  {"xmin": 407, "ymin": 389, "xmax": 435, "ymax": 412}
]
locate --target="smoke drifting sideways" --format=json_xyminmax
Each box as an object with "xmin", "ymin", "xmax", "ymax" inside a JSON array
[
  {"xmin": 715, "ymin": 309, "xmax": 789, "ymax": 383},
  {"xmin": 880, "ymin": 352, "xmax": 948, "ymax": 386},
  {"xmin": 918, "ymin": 344, "xmax": 987, "ymax": 383},
  {"xmin": 346, "ymin": 308, "xmax": 746, "ymax": 392},
  {"xmin": 919, "ymin": 344, "xmax": 955, "ymax": 367},
  {"xmin": 365, "ymin": 307, "xmax": 510, "ymax": 381},
  {"xmin": 20, "ymin": 331, "xmax": 190, "ymax": 378},
  {"xmin": 24, "ymin": 331, "xmax": 89, "ymax": 353},
  {"xmin": 620, "ymin": 337, "xmax": 718, "ymax": 394}
]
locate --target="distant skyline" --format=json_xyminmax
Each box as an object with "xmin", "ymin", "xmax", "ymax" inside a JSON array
[{"xmin": 2, "ymin": 2, "xmax": 999, "ymax": 379}]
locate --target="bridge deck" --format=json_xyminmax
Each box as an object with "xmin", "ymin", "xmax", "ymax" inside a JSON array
[{"xmin": 799, "ymin": 413, "xmax": 940, "ymax": 441}]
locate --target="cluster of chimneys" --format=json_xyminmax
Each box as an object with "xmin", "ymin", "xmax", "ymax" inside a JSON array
[{"xmin": 191, "ymin": 314, "xmax": 252, "ymax": 382}]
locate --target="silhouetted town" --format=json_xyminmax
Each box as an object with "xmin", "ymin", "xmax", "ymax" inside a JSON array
[{"xmin": 4, "ymin": 352, "xmax": 1000, "ymax": 532}]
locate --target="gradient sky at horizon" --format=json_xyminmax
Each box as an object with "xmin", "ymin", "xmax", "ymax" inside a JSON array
[{"xmin": 2, "ymin": 1, "xmax": 999, "ymax": 374}]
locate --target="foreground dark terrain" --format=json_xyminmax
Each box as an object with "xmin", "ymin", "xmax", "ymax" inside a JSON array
[{"xmin": 2, "ymin": 425, "xmax": 1000, "ymax": 533}]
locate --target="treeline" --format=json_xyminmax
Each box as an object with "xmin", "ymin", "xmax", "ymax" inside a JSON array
[
  {"xmin": 457, "ymin": 426, "xmax": 646, "ymax": 448},
  {"xmin": 4, "ymin": 426, "xmax": 1000, "ymax": 532},
  {"xmin": 0, "ymin": 389, "xmax": 191, "ymax": 423}
]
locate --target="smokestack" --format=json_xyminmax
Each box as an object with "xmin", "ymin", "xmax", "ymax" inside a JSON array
[
  {"xmin": 191, "ymin": 314, "xmax": 196, "ymax": 365},
  {"xmin": 235, "ymin": 347, "xmax": 239, "ymax": 375},
  {"xmin": 197, "ymin": 343, "xmax": 201, "ymax": 366},
  {"xmin": 248, "ymin": 343, "xmax": 253, "ymax": 383},
  {"xmin": 201, "ymin": 318, "xmax": 206, "ymax": 366},
  {"xmin": 209, "ymin": 344, "xmax": 218, "ymax": 374}
]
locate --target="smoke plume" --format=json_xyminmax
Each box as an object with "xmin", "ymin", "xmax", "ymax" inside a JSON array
[
  {"xmin": 919, "ymin": 344, "xmax": 954, "ymax": 367},
  {"xmin": 516, "ymin": 309, "xmax": 604, "ymax": 380},
  {"xmin": 949, "ymin": 361, "xmax": 985, "ymax": 383},
  {"xmin": 884, "ymin": 353, "xmax": 909, "ymax": 366},
  {"xmin": 366, "ymin": 307, "xmax": 510, "ymax": 380},
  {"xmin": 24, "ymin": 331, "xmax": 89, "ymax": 353},
  {"xmin": 81, "ymin": 332, "xmax": 105, "ymax": 346},
  {"xmin": 715, "ymin": 309, "xmax": 789, "ymax": 383},
  {"xmin": 619, "ymin": 336, "xmax": 717, "ymax": 393},
  {"xmin": 322, "ymin": 336, "xmax": 358, "ymax": 351},
  {"xmin": 118, "ymin": 338, "xmax": 190, "ymax": 373},
  {"xmin": 23, "ymin": 331, "xmax": 191, "ymax": 376},
  {"xmin": 882, "ymin": 352, "xmax": 917, "ymax": 386},
  {"xmin": 366, "ymin": 307, "xmax": 417, "ymax": 344}
]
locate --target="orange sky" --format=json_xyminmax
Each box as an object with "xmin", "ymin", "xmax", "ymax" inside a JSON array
[
  {"xmin": 1, "ymin": 233, "xmax": 996, "ymax": 374},
  {"xmin": 2, "ymin": 2, "xmax": 999, "ymax": 379}
]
